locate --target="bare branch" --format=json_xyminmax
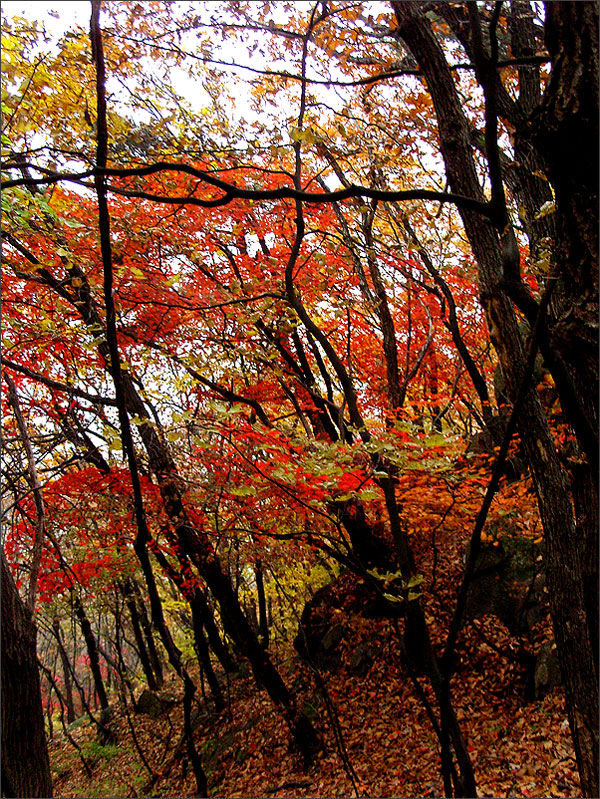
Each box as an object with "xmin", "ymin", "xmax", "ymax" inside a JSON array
[
  {"xmin": 3, "ymin": 373, "xmax": 46, "ymax": 611},
  {"xmin": 1, "ymin": 357, "xmax": 116, "ymax": 406}
]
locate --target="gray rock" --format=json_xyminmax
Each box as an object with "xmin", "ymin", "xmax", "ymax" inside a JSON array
[
  {"xmin": 464, "ymin": 532, "xmax": 549, "ymax": 635},
  {"xmin": 349, "ymin": 642, "xmax": 377, "ymax": 675},
  {"xmin": 321, "ymin": 622, "xmax": 345, "ymax": 653},
  {"xmin": 135, "ymin": 689, "xmax": 173, "ymax": 718},
  {"xmin": 534, "ymin": 641, "xmax": 562, "ymax": 699}
]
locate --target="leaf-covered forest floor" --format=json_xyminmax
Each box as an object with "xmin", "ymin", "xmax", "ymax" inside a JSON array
[
  {"xmin": 49, "ymin": 518, "xmax": 582, "ymax": 799},
  {"xmin": 47, "ymin": 625, "xmax": 581, "ymax": 798}
]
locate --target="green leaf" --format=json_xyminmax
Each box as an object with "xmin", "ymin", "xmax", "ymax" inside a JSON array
[
  {"xmin": 424, "ymin": 433, "xmax": 447, "ymax": 448},
  {"xmin": 407, "ymin": 574, "xmax": 424, "ymax": 589},
  {"xmin": 359, "ymin": 488, "xmax": 380, "ymax": 500},
  {"xmin": 230, "ymin": 485, "xmax": 257, "ymax": 497},
  {"xmin": 383, "ymin": 593, "xmax": 404, "ymax": 604},
  {"xmin": 335, "ymin": 492, "xmax": 355, "ymax": 502},
  {"xmin": 63, "ymin": 218, "xmax": 84, "ymax": 228},
  {"xmin": 367, "ymin": 568, "xmax": 404, "ymax": 583}
]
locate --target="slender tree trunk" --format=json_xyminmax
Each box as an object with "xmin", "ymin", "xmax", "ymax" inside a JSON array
[
  {"xmin": 73, "ymin": 594, "xmax": 108, "ymax": 711},
  {"xmin": 111, "ymin": 600, "xmax": 138, "ymax": 710},
  {"xmin": 45, "ymin": 676, "xmax": 54, "ymax": 740},
  {"xmin": 189, "ymin": 600, "xmax": 224, "ymax": 712},
  {"xmin": 191, "ymin": 589, "xmax": 237, "ymax": 674},
  {"xmin": 255, "ymin": 560, "xmax": 270, "ymax": 649},
  {"xmin": 180, "ymin": 521, "xmax": 320, "ymax": 762},
  {"xmin": 52, "ymin": 618, "xmax": 76, "ymax": 724},
  {"xmin": 1, "ymin": 552, "xmax": 52, "ymax": 798},
  {"xmin": 121, "ymin": 580, "xmax": 159, "ymax": 691},
  {"xmin": 130, "ymin": 580, "xmax": 164, "ymax": 688}
]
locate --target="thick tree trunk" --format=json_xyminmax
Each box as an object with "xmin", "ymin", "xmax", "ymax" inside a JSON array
[
  {"xmin": 1, "ymin": 552, "xmax": 52, "ymax": 798},
  {"xmin": 536, "ymin": 2, "xmax": 599, "ymax": 409},
  {"xmin": 534, "ymin": 2, "xmax": 599, "ymax": 702},
  {"xmin": 393, "ymin": 3, "xmax": 598, "ymax": 794}
]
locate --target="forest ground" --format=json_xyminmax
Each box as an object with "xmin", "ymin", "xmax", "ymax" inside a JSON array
[{"xmin": 49, "ymin": 518, "xmax": 581, "ymax": 799}]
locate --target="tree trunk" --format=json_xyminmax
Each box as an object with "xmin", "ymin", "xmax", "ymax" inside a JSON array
[
  {"xmin": 1, "ymin": 552, "xmax": 52, "ymax": 798},
  {"xmin": 121, "ymin": 580, "xmax": 159, "ymax": 691},
  {"xmin": 255, "ymin": 560, "xmax": 270, "ymax": 649},
  {"xmin": 130, "ymin": 580, "xmax": 164, "ymax": 688},
  {"xmin": 45, "ymin": 676, "xmax": 54, "ymax": 740},
  {"xmin": 189, "ymin": 598, "xmax": 224, "ymax": 712},
  {"xmin": 534, "ymin": 2, "xmax": 599, "ymax": 705},
  {"xmin": 393, "ymin": 3, "xmax": 598, "ymax": 794},
  {"xmin": 51, "ymin": 618, "xmax": 76, "ymax": 724},
  {"xmin": 536, "ymin": 2, "xmax": 599, "ymax": 415},
  {"xmin": 73, "ymin": 594, "xmax": 108, "ymax": 711},
  {"xmin": 192, "ymin": 589, "xmax": 237, "ymax": 674}
]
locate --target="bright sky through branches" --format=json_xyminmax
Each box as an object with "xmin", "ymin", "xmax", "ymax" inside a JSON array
[
  {"xmin": 1, "ymin": 1, "xmax": 294, "ymax": 135},
  {"xmin": 1, "ymin": 2, "xmax": 90, "ymax": 34}
]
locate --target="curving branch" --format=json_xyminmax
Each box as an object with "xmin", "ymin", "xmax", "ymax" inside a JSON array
[
  {"xmin": 1, "ymin": 357, "xmax": 116, "ymax": 406},
  {"xmin": 1, "ymin": 161, "xmax": 494, "ymax": 216}
]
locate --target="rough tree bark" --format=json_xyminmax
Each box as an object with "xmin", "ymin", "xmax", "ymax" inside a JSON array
[
  {"xmin": 393, "ymin": 3, "xmax": 598, "ymax": 794},
  {"xmin": 1, "ymin": 552, "xmax": 53, "ymax": 798},
  {"xmin": 533, "ymin": 5, "xmax": 599, "ymax": 793},
  {"xmin": 533, "ymin": 0, "xmax": 599, "ymax": 667}
]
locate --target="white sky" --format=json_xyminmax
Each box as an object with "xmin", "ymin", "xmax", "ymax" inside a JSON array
[{"xmin": 1, "ymin": 1, "xmax": 90, "ymax": 30}]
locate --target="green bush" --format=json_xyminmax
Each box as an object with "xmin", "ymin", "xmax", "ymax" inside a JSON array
[{"xmin": 81, "ymin": 740, "xmax": 121, "ymax": 766}]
